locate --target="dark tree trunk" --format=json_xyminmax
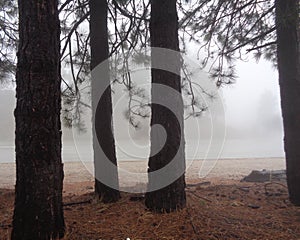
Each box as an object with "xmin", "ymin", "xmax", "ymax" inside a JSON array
[
  {"xmin": 276, "ymin": 0, "xmax": 300, "ymax": 205},
  {"xmin": 12, "ymin": 0, "xmax": 65, "ymax": 239},
  {"xmin": 145, "ymin": 0, "xmax": 186, "ymax": 212},
  {"xmin": 90, "ymin": 0, "xmax": 120, "ymax": 203}
]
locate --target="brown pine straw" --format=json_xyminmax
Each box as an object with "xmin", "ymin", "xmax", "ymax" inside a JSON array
[{"xmin": 0, "ymin": 180, "xmax": 300, "ymax": 239}]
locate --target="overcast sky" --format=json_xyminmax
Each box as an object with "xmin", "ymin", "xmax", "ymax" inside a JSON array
[
  {"xmin": 0, "ymin": 56, "xmax": 284, "ymax": 162},
  {"xmin": 110, "ymin": 56, "xmax": 284, "ymax": 160}
]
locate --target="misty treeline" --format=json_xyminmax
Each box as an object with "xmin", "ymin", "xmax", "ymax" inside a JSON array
[{"xmin": 0, "ymin": 0, "xmax": 298, "ymax": 238}]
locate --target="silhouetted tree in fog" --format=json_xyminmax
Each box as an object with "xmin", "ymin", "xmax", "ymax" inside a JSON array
[
  {"xmin": 90, "ymin": 0, "xmax": 120, "ymax": 203},
  {"xmin": 145, "ymin": 0, "xmax": 186, "ymax": 212}
]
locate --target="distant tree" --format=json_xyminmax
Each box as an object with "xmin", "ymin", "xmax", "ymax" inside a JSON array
[
  {"xmin": 90, "ymin": 0, "xmax": 120, "ymax": 203},
  {"xmin": 276, "ymin": 0, "xmax": 300, "ymax": 205},
  {"xmin": 145, "ymin": 0, "xmax": 186, "ymax": 212},
  {"xmin": 12, "ymin": 0, "xmax": 65, "ymax": 239}
]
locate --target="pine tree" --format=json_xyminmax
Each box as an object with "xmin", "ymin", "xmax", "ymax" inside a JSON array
[
  {"xmin": 90, "ymin": 0, "xmax": 120, "ymax": 203},
  {"xmin": 276, "ymin": 0, "xmax": 300, "ymax": 205},
  {"xmin": 12, "ymin": 0, "xmax": 65, "ymax": 238},
  {"xmin": 145, "ymin": 0, "xmax": 186, "ymax": 212}
]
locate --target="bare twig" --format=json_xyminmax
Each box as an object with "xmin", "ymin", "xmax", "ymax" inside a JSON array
[
  {"xmin": 186, "ymin": 190, "xmax": 212, "ymax": 203},
  {"xmin": 63, "ymin": 199, "xmax": 92, "ymax": 207}
]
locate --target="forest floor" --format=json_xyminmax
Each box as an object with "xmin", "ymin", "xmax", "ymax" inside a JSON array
[{"xmin": 1, "ymin": 178, "xmax": 300, "ymax": 240}]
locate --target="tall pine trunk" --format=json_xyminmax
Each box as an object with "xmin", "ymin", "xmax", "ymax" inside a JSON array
[
  {"xmin": 145, "ymin": 0, "xmax": 186, "ymax": 212},
  {"xmin": 12, "ymin": 0, "xmax": 65, "ymax": 239},
  {"xmin": 90, "ymin": 0, "xmax": 120, "ymax": 203},
  {"xmin": 276, "ymin": 0, "xmax": 300, "ymax": 205}
]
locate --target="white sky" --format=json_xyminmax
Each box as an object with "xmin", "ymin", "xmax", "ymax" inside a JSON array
[
  {"xmin": 224, "ymin": 59, "xmax": 281, "ymax": 129},
  {"xmin": 112, "ymin": 56, "xmax": 284, "ymax": 159},
  {"xmin": 0, "ymin": 55, "xmax": 284, "ymax": 161}
]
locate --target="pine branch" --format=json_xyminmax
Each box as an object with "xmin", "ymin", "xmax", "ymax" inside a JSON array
[
  {"xmin": 112, "ymin": 0, "xmax": 150, "ymax": 21},
  {"xmin": 224, "ymin": 27, "xmax": 276, "ymax": 55},
  {"xmin": 61, "ymin": 11, "xmax": 89, "ymax": 58},
  {"xmin": 246, "ymin": 41, "xmax": 277, "ymax": 52}
]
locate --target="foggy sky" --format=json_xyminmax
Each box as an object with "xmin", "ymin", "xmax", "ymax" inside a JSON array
[{"xmin": 0, "ymin": 57, "xmax": 284, "ymax": 160}]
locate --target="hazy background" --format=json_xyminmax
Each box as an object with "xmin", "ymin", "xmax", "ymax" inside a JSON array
[{"xmin": 0, "ymin": 57, "xmax": 284, "ymax": 163}]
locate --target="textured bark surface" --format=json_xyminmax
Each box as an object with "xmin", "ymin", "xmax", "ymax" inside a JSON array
[
  {"xmin": 12, "ymin": 0, "xmax": 65, "ymax": 239},
  {"xmin": 90, "ymin": 0, "xmax": 120, "ymax": 203},
  {"xmin": 276, "ymin": 0, "xmax": 300, "ymax": 205},
  {"xmin": 145, "ymin": 0, "xmax": 186, "ymax": 212}
]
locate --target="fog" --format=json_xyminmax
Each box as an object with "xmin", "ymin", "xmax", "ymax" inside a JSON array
[
  {"xmin": 110, "ymin": 57, "xmax": 284, "ymax": 160},
  {"xmin": 0, "ymin": 57, "xmax": 284, "ymax": 163}
]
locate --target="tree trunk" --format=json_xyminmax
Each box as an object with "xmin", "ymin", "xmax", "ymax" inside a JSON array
[
  {"xmin": 276, "ymin": 0, "xmax": 300, "ymax": 205},
  {"xmin": 12, "ymin": 0, "xmax": 65, "ymax": 239},
  {"xmin": 90, "ymin": 0, "xmax": 120, "ymax": 203},
  {"xmin": 145, "ymin": 0, "xmax": 186, "ymax": 212}
]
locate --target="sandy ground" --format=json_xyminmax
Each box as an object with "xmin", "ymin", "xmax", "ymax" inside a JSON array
[{"xmin": 0, "ymin": 158, "xmax": 285, "ymax": 191}]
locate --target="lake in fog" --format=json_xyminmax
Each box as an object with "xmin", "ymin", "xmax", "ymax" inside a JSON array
[{"xmin": 0, "ymin": 137, "xmax": 284, "ymax": 164}]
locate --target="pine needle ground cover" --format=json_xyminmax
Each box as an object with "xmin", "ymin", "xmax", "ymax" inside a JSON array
[{"xmin": 1, "ymin": 180, "xmax": 300, "ymax": 239}]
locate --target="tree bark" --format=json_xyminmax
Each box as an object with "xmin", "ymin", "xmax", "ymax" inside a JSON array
[
  {"xmin": 12, "ymin": 0, "xmax": 65, "ymax": 239},
  {"xmin": 276, "ymin": 0, "xmax": 300, "ymax": 205},
  {"xmin": 145, "ymin": 0, "xmax": 186, "ymax": 212},
  {"xmin": 90, "ymin": 0, "xmax": 120, "ymax": 203}
]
